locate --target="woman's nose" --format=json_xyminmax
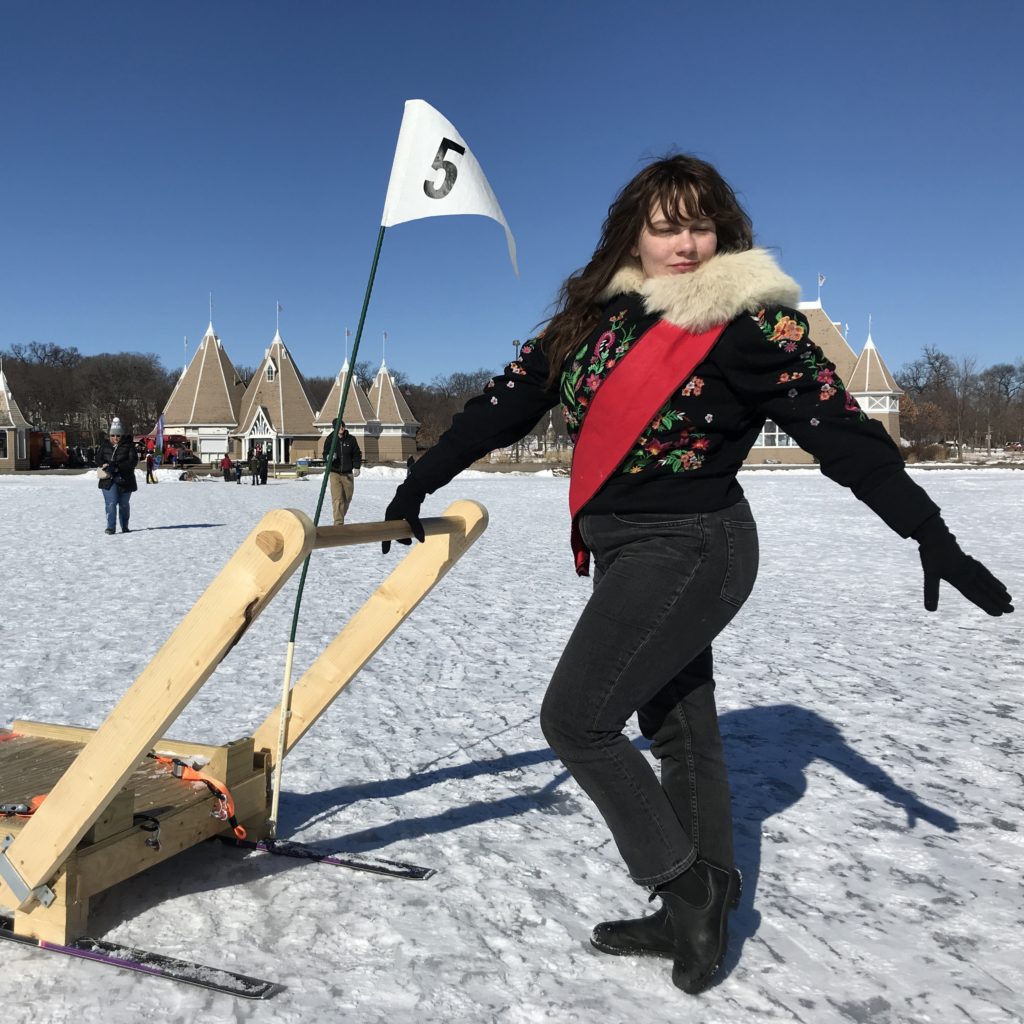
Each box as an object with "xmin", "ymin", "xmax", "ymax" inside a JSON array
[{"xmin": 675, "ymin": 231, "xmax": 697, "ymax": 254}]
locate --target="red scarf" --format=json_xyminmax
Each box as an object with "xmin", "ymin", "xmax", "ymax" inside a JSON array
[{"xmin": 568, "ymin": 319, "xmax": 727, "ymax": 576}]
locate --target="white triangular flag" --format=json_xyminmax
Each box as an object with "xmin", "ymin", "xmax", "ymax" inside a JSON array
[{"xmin": 381, "ymin": 99, "xmax": 517, "ymax": 275}]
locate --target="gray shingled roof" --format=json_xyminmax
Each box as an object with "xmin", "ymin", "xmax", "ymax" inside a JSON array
[
  {"xmin": 314, "ymin": 362, "xmax": 376, "ymax": 428},
  {"xmin": 848, "ymin": 335, "xmax": 902, "ymax": 395},
  {"xmin": 237, "ymin": 331, "xmax": 318, "ymax": 436},
  {"xmin": 368, "ymin": 361, "xmax": 418, "ymax": 427},
  {"xmin": 161, "ymin": 324, "xmax": 244, "ymax": 427},
  {"xmin": 0, "ymin": 369, "xmax": 31, "ymax": 429}
]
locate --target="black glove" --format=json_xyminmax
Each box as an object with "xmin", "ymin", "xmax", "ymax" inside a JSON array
[
  {"xmin": 381, "ymin": 478, "xmax": 427, "ymax": 554},
  {"xmin": 913, "ymin": 516, "xmax": 1013, "ymax": 616}
]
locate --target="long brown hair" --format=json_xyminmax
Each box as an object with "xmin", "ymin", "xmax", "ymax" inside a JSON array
[{"xmin": 542, "ymin": 155, "xmax": 753, "ymax": 381}]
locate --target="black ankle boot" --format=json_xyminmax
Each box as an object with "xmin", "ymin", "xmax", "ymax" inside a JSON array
[
  {"xmin": 590, "ymin": 867, "xmax": 741, "ymax": 960},
  {"xmin": 591, "ymin": 900, "xmax": 675, "ymax": 959},
  {"xmin": 659, "ymin": 860, "xmax": 740, "ymax": 994}
]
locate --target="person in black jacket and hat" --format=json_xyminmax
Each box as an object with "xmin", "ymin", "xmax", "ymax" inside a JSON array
[
  {"xmin": 323, "ymin": 419, "xmax": 362, "ymax": 525},
  {"xmin": 96, "ymin": 417, "xmax": 139, "ymax": 534}
]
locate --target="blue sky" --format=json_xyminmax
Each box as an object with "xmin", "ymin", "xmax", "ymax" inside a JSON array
[{"xmin": 3, "ymin": 1, "xmax": 1022, "ymax": 385}]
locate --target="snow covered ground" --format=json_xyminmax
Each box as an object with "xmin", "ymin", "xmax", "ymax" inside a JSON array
[{"xmin": 1, "ymin": 466, "xmax": 1021, "ymax": 1024}]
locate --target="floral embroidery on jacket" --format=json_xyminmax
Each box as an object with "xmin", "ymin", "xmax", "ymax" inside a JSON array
[
  {"xmin": 621, "ymin": 408, "xmax": 710, "ymax": 475},
  {"xmin": 756, "ymin": 308, "xmax": 866, "ymax": 422},
  {"xmin": 561, "ymin": 310, "xmax": 638, "ymax": 435}
]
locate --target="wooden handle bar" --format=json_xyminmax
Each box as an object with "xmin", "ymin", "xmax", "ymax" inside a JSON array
[{"xmin": 313, "ymin": 515, "xmax": 467, "ymax": 550}]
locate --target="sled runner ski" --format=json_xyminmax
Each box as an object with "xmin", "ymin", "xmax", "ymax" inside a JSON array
[{"xmin": 0, "ymin": 500, "xmax": 487, "ymax": 952}]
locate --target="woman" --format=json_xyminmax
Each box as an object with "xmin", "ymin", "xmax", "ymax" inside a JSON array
[
  {"xmin": 382, "ymin": 155, "xmax": 1013, "ymax": 993},
  {"xmin": 96, "ymin": 417, "xmax": 138, "ymax": 534}
]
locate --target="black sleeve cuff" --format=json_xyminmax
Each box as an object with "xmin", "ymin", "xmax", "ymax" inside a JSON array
[{"xmin": 911, "ymin": 513, "xmax": 954, "ymax": 547}]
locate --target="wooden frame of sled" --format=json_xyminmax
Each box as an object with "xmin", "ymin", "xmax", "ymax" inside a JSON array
[{"xmin": 0, "ymin": 500, "xmax": 487, "ymax": 943}]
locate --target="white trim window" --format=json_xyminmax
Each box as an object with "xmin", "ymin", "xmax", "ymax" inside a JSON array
[{"xmin": 755, "ymin": 419, "xmax": 799, "ymax": 447}]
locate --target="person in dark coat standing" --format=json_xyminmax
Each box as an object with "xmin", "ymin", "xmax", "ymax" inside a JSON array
[
  {"xmin": 249, "ymin": 449, "xmax": 261, "ymax": 485},
  {"xmin": 323, "ymin": 419, "xmax": 362, "ymax": 525},
  {"xmin": 145, "ymin": 452, "xmax": 156, "ymax": 484},
  {"xmin": 259, "ymin": 449, "xmax": 269, "ymax": 485},
  {"xmin": 96, "ymin": 417, "xmax": 139, "ymax": 534}
]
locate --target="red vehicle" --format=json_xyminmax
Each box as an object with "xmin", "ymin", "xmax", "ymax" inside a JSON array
[
  {"xmin": 135, "ymin": 433, "xmax": 199, "ymax": 464},
  {"xmin": 29, "ymin": 430, "xmax": 70, "ymax": 469}
]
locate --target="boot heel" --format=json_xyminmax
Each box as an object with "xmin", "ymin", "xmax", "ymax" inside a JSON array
[{"xmin": 730, "ymin": 868, "xmax": 742, "ymax": 909}]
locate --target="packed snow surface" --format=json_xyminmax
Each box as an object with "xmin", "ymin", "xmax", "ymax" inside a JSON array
[{"xmin": 1, "ymin": 467, "xmax": 1021, "ymax": 1023}]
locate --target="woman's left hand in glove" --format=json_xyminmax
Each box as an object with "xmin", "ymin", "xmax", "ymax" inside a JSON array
[{"xmin": 914, "ymin": 516, "xmax": 1013, "ymax": 616}]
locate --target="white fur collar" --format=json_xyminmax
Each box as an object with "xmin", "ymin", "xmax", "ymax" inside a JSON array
[{"xmin": 599, "ymin": 248, "xmax": 801, "ymax": 331}]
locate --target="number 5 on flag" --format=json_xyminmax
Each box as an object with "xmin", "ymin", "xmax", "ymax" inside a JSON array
[{"xmin": 381, "ymin": 99, "xmax": 518, "ymax": 275}]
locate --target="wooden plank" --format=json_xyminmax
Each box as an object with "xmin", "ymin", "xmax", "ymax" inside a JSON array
[
  {"xmin": 9, "ymin": 721, "xmax": 97, "ymax": 744},
  {"xmin": 0, "ymin": 737, "xmax": 83, "ymax": 801},
  {"xmin": 0, "ymin": 508, "xmax": 316, "ymax": 908},
  {"xmin": 313, "ymin": 513, "xmax": 479, "ymax": 550},
  {"xmin": 81, "ymin": 789, "xmax": 135, "ymax": 845},
  {"xmin": 253, "ymin": 500, "xmax": 488, "ymax": 759},
  {"xmin": 13, "ymin": 867, "xmax": 87, "ymax": 944},
  {"xmin": 11, "ymin": 771, "xmax": 268, "ymax": 941},
  {"xmin": 13, "ymin": 722, "xmax": 257, "ymax": 790},
  {"xmin": 71, "ymin": 772, "xmax": 269, "ymax": 901}
]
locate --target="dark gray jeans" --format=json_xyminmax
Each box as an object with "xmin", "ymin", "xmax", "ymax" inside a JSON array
[{"xmin": 540, "ymin": 501, "xmax": 758, "ymax": 887}]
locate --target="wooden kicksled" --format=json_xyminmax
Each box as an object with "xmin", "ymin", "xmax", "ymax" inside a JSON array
[{"xmin": 0, "ymin": 500, "xmax": 487, "ymax": 946}]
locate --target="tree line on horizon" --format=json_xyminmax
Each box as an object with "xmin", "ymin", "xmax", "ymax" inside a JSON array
[
  {"xmin": 0, "ymin": 342, "xmax": 566, "ymax": 452},
  {"xmin": 3, "ymin": 340, "xmax": 1021, "ymax": 453}
]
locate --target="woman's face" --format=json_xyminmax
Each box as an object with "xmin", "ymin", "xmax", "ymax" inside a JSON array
[{"xmin": 631, "ymin": 202, "xmax": 718, "ymax": 278}]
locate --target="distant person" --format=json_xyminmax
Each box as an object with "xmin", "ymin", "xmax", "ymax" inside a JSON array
[
  {"xmin": 96, "ymin": 417, "xmax": 138, "ymax": 535},
  {"xmin": 259, "ymin": 450, "xmax": 269, "ymax": 485},
  {"xmin": 249, "ymin": 450, "xmax": 261, "ymax": 486},
  {"xmin": 381, "ymin": 154, "xmax": 1014, "ymax": 995},
  {"xmin": 323, "ymin": 419, "xmax": 362, "ymax": 525},
  {"xmin": 220, "ymin": 454, "xmax": 233, "ymax": 482},
  {"xmin": 145, "ymin": 452, "xmax": 157, "ymax": 484}
]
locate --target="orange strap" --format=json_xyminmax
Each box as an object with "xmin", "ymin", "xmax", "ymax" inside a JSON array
[{"xmin": 150, "ymin": 754, "xmax": 247, "ymax": 839}]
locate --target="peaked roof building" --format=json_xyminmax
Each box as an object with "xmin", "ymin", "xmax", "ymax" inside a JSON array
[
  {"xmin": 846, "ymin": 329, "xmax": 902, "ymax": 441},
  {"xmin": 847, "ymin": 330, "xmax": 901, "ymax": 395},
  {"xmin": 313, "ymin": 359, "xmax": 382, "ymax": 463},
  {"xmin": 162, "ymin": 323, "xmax": 245, "ymax": 429},
  {"xmin": 367, "ymin": 360, "xmax": 418, "ymax": 462},
  {"xmin": 314, "ymin": 360, "xmax": 376, "ymax": 430},
  {"xmin": 0, "ymin": 366, "xmax": 31, "ymax": 472},
  {"xmin": 236, "ymin": 330, "xmax": 319, "ymax": 463},
  {"xmin": 0, "ymin": 367, "xmax": 31, "ymax": 431}
]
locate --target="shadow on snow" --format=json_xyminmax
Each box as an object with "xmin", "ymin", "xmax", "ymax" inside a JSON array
[{"xmin": 88, "ymin": 702, "xmax": 956, "ymax": 972}]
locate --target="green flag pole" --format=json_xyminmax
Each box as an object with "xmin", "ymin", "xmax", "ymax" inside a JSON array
[{"xmin": 269, "ymin": 224, "xmax": 387, "ymax": 835}]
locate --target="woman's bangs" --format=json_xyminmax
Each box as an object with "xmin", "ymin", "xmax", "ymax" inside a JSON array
[{"xmin": 648, "ymin": 181, "xmax": 711, "ymax": 227}]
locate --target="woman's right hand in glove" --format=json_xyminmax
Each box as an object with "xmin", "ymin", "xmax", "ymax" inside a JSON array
[{"xmin": 381, "ymin": 478, "xmax": 427, "ymax": 554}]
